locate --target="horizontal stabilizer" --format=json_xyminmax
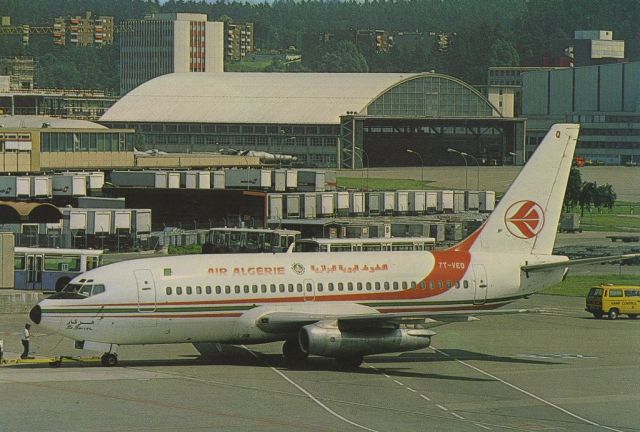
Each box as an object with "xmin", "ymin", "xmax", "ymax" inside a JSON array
[{"xmin": 522, "ymin": 253, "xmax": 640, "ymax": 273}]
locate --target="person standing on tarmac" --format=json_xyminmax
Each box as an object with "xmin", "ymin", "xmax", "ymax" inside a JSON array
[{"xmin": 21, "ymin": 323, "xmax": 31, "ymax": 359}]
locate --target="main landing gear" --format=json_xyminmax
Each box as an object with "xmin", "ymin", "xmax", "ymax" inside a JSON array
[{"xmin": 101, "ymin": 352, "xmax": 118, "ymax": 367}]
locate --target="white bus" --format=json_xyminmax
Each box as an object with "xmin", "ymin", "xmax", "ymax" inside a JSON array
[
  {"xmin": 289, "ymin": 236, "xmax": 436, "ymax": 253},
  {"xmin": 14, "ymin": 247, "xmax": 104, "ymax": 291},
  {"xmin": 206, "ymin": 227, "xmax": 301, "ymax": 253}
]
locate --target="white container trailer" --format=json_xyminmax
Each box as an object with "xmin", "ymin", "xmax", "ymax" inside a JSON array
[
  {"xmin": 479, "ymin": 191, "xmax": 496, "ymax": 212},
  {"xmin": 408, "ymin": 191, "xmax": 426, "ymax": 214},
  {"xmin": 0, "ymin": 176, "xmax": 30, "ymax": 199},
  {"xmin": 395, "ymin": 190, "xmax": 409, "ymax": 214},
  {"xmin": 335, "ymin": 191, "xmax": 349, "ymax": 216},
  {"xmin": 436, "ymin": 190, "xmax": 454, "ymax": 213},
  {"xmin": 211, "ymin": 170, "xmax": 225, "ymax": 189},
  {"xmin": 110, "ymin": 171, "xmax": 167, "ymax": 188},
  {"xmin": 86, "ymin": 172, "xmax": 105, "ymax": 191},
  {"xmin": 366, "ymin": 192, "xmax": 383, "ymax": 215},
  {"xmin": 465, "ymin": 191, "xmax": 480, "ymax": 211},
  {"xmin": 350, "ymin": 191, "xmax": 365, "ymax": 215},
  {"xmin": 301, "ymin": 193, "xmax": 317, "ymax": 219},
  {"xmin": 133, "ymin": 209, "xmax": 152, "ymax": 234},
  {"xmin": 225, "ymin": 169, "xmax": 271, "ymax": 189},
  {"xmin": 453, "ymin": 191, "xmax": 466, "ymax": 213},
  {"xmin": 268, "ymin": 194, "xmax": 284, "ymax": 220},
  {"xmin": 88, "ymin": 210, "xmax": 112, "ymax": 235},
  {"xmin": 181, "ymin": 171, "xmax": 211, "ymax": 189},
  {"xmin": 382, "ymin": 191, "xmax": 395, "ymax": 214},
  {"xmin": 272, "ymin": 169, "xmax": 287, "ymax": 192},
  {"xmin": 285, "ymin": 194, "xmax": 301, "ymax": 218},
  {"xmin": 425, "ymin": 191, "xmax": 438, "ymax": 213},
  {"xmin": 30, "ymin": 176, "xmax": 53, "ymax": 199},
  {"xmin": 316, "ymin": 192, "xmax": 335, "ymax": 217},
  {"xmin": 61, "ymin": 209, "xmax": 88, "ymax": 233},
  {"xmin": 324, "ymin": 170, "xmax": 337, "ymax": 191},
  {"xmin": 53, "ymin": 174, "xmax": 87, "ymax": 197}
]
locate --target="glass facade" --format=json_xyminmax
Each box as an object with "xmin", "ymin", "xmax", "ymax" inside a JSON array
[
  {"xmin": 41, "ymin": 132, "xmax": 134, "ymax": 153},
  {"xmin": 367, "ymin": 76, "xmax": 495, "ymax": 117}
]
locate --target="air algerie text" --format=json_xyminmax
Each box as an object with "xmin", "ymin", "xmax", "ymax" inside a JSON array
[{"xmin": 208, "ymin": 266, "xmax": 285, "ymax": 276}]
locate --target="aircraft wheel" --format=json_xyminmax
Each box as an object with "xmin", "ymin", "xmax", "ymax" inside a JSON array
[
  {"xmin": 282, "ymin": 339, "xmax": 307, "ymax": 363},
  {"xmin": 335, "ymin": 355, "xmax": 363, "ymax": 369},
  {"xmin": 608, "ymin": 309, "xmax": 619, "ymax": 320},
  {"xmin": 101, "ymin": 353, "xmax": 118, "ymax": 367}
]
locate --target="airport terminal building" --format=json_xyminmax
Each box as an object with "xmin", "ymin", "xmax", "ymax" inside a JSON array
[
  {"xmin": 100, "ymin": 72, "xmax": 526, "ymax": 168},
  {"xmin": 522, "ymin": 61, "xmax": 640, "ymax": 164}
]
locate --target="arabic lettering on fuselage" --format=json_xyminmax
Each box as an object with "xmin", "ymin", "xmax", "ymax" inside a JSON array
[{"xmin": 310, "ymin": 263, "xmax": 389, "ymax": 274}]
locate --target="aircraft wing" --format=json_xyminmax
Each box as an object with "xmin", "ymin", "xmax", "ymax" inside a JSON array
[
  {"xmin": 521, "ymin": 253, "xmax": 640, "ymax": 273},
  {"xmin": 255, "ymin": 308, "xmax": 536, "ymax": 334}
]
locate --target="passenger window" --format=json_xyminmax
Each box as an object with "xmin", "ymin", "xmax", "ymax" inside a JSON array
[
  {"xmin": 429, "ymin": 281, "xmax": 434, "ymax": 289},
  {"xmin": 297, "ymin": 283, "xmax": 303, "ymax": 292},
  {"xmin": 463, "ymin": 280, "xmax": 469, "ymax": 289},
  {"xmin": 166, "ymin": 287, "xmax": 172, "ymax": 295},
  {"xmin": 366, "ymin": 282, "xmax": 372, "ymax": 291},
  {"xmin": 384, "ymin": 282, "xmax": 390, "ymax": 290},
  {"xmin": 393, "ymin": 281, "xmax": 399, "ymax": 290},
  {"xmin": 270, "ymin": 284, "xmax": 276, "ymax": 293},
  {"xmin": 261, "ymin": 284, "xmax": 267, "ymax": 293},
  {"xmin": 234, "ymin": 285, "xmax": 240, "ymax": 294},
  {"xmin": 438, "ymin": 281, "xmax": 443, "ymax": 289},
  {"xmin": 306, "ymin": 283, "xmax": 312, "ymax": 292},
  {"xmin": 357, "ymin": 282, "xmax": 363, "ymax": 291},
  {"xmin": 317, "ymin": 283, "xmax": 323, "ymax": 292},
  {"xmin": 338, "ymin": 282, "xmax": 344, "ymax": 291},
  {"xmin": 215, "ymin": 286, "xmax": 221, "ymax": 294},
  {"xmin": 347, "ymin": 282, "xmax": 353, "ymax": 291},
  {"xmin": 420, "ymin": 281, "xmax": 426, "ymax": 289},
  {"xmin": 252, "ymin": 285, "xmax": 258, "ymax": 293},
  {"xmin": 609, "ymin": 289, "xmax": 623, "ymax": 297},
  {"xmin": 196, "ymin": 286, "xmax": 202, "ymax": 295},
  {"xmin": 186, "ymin": 286, "xmax": 192, "ymax": 295},
  {"xmin": 225, "ymin": 285, "xmax": 231, "ymax": 294},
  {"xmin": 446, "ymin": 281, "xmax": 452, "ymax": 289},
  {"xmin": 375, "ymin": 282, "xmax": 381, "ymax": 291},
  {"xmin": 328, "ymin": 282, "xmax": 334, "ymax": 291},
  {"xmin": 402, "ymin": 281, "xmax": 408, "ymax": 290},
  {"xmin": 176, "ymin": 286, "xmax": 183, "ymax": 295},
  {"xmin": 410, "ymin": 281, "xmax": 416, "ymax": 289},
  {"xmin": 206, "ymin": 286, "xmax": 212, "ymax": 294},
  {"xmin": 279, "ymin": 284, "xmax": 285, "ymax": 293},
  {"xmin": 244, "ymin": 285, "xmax": 250, "ymax": 293},
  {"xmin": 455, "ymin": 281, "xmax": 460, "ymax": 288}
]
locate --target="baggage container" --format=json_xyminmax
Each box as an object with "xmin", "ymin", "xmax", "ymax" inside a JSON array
[
  {"xmin": 298, "ymin": 170, "xmax": 325, "ymax": 192},
  {"xmin": 88, "ymin": 210, "xmax": 112, "ymax": 235},
  {"xmin": 133, "ymin": 209, "xmax": 152, "ymax": 234},
  {"xmin": 110, "ymin": 170, "xmax": 167, "ymax": 188},
  {"xmin": 167, "ymin": 172, "xmax": 180, "ymax": 189},
  {"xmin": 436, "ymin": 190, "xmax": 454, "ymax": 213},
  {"xmin": 211, "ymin": 170, "xmax": 225, "ymax": 189},
  {"xmin": 395, "ymin": 190, "xmax": 409, "ymax": 214},
  {"xmin": 408, "ymin": 191, "xmax": 426, "ymax": 214},
  {"xmin": 272, "ymin": 169, "xmax": 287, "ymax": 192},
  {"xmin": 53, "ymin": 174, "xmax": 86, "ymax": 197},
  {"xmin": 382, "ymin": 191, "xmax": 395, "ymax": 214},
  {"xmin": 479, "ymin": 191, "xmax": 496, "ymax": 212},
  {"xmin": 429, "ymin": 223, "xmax": 445, "ymax": 243},
  {"xmin": 350, "ymin": 191, "xmax": 365, "ymax": 215},
  {"xmin": 465, "ymin": 191, "xmax": 480, "ymax": 211},
  {"xmin": 366, "ymin": 192, "xmax": 383, "ymax": 215},
  {"xmin": 0, "ymin": 176, "xmax": 30, "ymax": 199},
  {"xmin": 316, "ymin": 192, "xmax": 335, "ymax": 217},
  {"xmin": 453, "ymin": 191, "xmax": 465, "ymax": 213},
  {"xmin": 324, "ymin": 170, "xmax": 337, "ymax": 191},
  {"xmin": 113, "ymin": 210, "xmax": 132, "ymax": 232},
  {"xmin": 445, "ymin": 222, "xmax": 463, "ymax": 241},
  {"xmin": 30, "ymin": 176, "xmax": 52, "ymax": 199},
  {"xmin": 225, "ymin": 168, "xmax": 271, "ymax": 189},
  {"xmin": 268, "ymin": 194, "xmax": 284, "ymax": 220},
  {"xmin": 301, "ymin": 193, "xmax": 317, "ymax": 219},
  {"xmin": 181, "ymin": 171, "xmax": 211, "ymax": 189},
  {"xmin": 286, "ymin": 170, "xmax": 298, "ymax": 189},
  {"xmin": 425, "ymin": 191, "xmax": 437, "ymax": 213},
  {"xmin": 285, "ymin": 194, "xmax": 301, "ymax": 218},
  {"xmin": 335, "ymin": 191, "xmax": 349, "ymax": 216}
]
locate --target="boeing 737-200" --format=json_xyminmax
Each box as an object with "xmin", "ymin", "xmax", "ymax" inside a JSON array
[{"xmin": 29, "ymin": 124, "xmax": 638, "ymax": 367}]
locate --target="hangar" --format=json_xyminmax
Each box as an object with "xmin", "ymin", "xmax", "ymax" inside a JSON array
[{"xmin": 100, "ymin": 72, "xmax": 526, "ymax": 168}]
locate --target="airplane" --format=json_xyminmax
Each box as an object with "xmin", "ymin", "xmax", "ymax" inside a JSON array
[{"xmin": 29, "ymin": 124, "xmax": 639, "ymax": 368}]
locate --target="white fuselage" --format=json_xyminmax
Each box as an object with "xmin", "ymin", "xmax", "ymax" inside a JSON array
[{"xmin": 35, "ymin": 249, "xmax": 567, "ymax": 346}]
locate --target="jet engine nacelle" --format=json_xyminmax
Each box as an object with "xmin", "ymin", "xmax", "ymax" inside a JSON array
[{"xmin": 299, "ymin": 322, "xmax": 434, "ymax": 358}]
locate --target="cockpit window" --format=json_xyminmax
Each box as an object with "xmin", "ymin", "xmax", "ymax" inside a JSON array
[{"xmin": 48, "ymin": 283, "xmax": 106, "ymax": 300}]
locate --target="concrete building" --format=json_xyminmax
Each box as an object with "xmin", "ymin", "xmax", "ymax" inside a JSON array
[
  {"xmin": 0, "ymin": 57, "xmax": 37, "ymax": 90},
  {"xmin": 570, "ymin": 30, "xmax": 625, "ymax": 67},
  {"xmin": 53, "ymin": 12, "xmax": 114, "ymax": 47},
  {"xmin": 119, "ymin": 13, "xmax": 224, "ymax": 95},
  {"xmin": 101, "ymin": 72, "xmax": 525, "ymax": 168},
  {"xmin": 522, "ymin": 61, "xmax": 640, "ymax": 164},
  {"xmin": 0, "ymin": 89, "xmax": 117, "ymax": 120},
  {"xmin": 226, "ymin": 22, "xmax": 254, "ymax": 61}
]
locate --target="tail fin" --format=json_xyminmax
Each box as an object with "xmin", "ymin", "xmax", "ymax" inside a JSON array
[{"xmin": 460, "ymin": 123, "xmax": 580, "ymax": 255}]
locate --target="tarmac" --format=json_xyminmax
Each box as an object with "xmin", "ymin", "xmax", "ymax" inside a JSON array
[{"xmin": 0, "ymin": 294, "xmax": 638, "ymax": 432}]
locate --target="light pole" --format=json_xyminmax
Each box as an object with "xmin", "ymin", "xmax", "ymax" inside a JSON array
[
  {"xmin": 447, "ymin": 148, "xmax": 468, "ymax": 190},
  {"xmin": 508, "ymin": 151, "xmax": 517, "ymax": 166},
  {"xmin": 354, "ymin": 146, "xmax": 369, "ymax": 191},
  {"xmin": 461, "ymin": 151, "xmax": 480, "ymax": 190},
  {"xmin": 406, "ymin": 149, "xmax": 424, "ymax": 184}
]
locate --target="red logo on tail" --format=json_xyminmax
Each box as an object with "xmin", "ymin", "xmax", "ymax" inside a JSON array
[{"xmin": 505, "ymin": 200, "xmax": 545, "ymax": 239}]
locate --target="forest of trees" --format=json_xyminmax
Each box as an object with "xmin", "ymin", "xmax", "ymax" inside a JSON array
[{"xmin": 0, "ymin": 0, "xmax": 637, "ymax": 92}]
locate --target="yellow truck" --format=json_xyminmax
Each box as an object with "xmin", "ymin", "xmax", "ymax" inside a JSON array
[{"xmin": 586, "ymin": 285, "xmax": 640, "ymax": 319}]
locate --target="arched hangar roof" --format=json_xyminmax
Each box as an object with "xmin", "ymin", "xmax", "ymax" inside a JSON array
[
  {"xmin": 0, "ymin": 201, "xmax": 62, "ymax": 223},
  {"xmin": 101, "ymin": 72, "xmax": 499, "ymax": 125},
  {"xmin": 0, "ymin": 115, "xmax": 106, "ymax": 129}
]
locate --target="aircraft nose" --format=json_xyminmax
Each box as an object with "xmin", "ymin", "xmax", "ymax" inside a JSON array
[{"xmin": 30, "ymin": 304, "xmax": 42, "ymax": 324}]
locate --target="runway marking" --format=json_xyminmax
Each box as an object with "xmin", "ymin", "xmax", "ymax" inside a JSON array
[
  {"xmin": 451, "ymin": 412, "xmax": 465, "ymax": 420},
  {"xmin": 243, "ymin": 346, "xmax": 380, "ymax": 432},
  {"xmin": 436, "ymin": 404, "xmax": 448, "ymax": 411},
  {"xmin": 420, "ymin": 394, "xmax": 431, "ymax": 401},
  {"xmin": 475, "ymin": 423, "xmax": 492, "ymax": 430},
  {"xmin": 393, "ymin": 379, "xmax": 404, "ymax": 386},
  {"xmin": 433, "ymin": 347, "xmax": 625, "ymax": 432},
  {"xmin": 407, "ymin": 387, "xmax": 417, "ymax": 393}
]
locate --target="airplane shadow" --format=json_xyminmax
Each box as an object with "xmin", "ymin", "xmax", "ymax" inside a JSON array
[{"xmin": 366, "ymin": 349, "xmax": 564, "ymax": 366}]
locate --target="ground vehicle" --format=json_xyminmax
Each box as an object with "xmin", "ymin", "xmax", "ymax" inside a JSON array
[
  {"xmin": 586, "ymin": 285, "xmax": 640, "ymax": 319},
  {"xmin": 14, "ymin": 247, "xmax": 104, "ymax": 291},
  {"xmin": 289, "ymin": 236, "xmax": 436, "ymax": 252},
  {"xmin": 206, "ymin": 227, "xmax": 300, "ymax": 253}
]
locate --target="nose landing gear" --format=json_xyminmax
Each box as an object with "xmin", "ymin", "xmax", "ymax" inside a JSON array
[{"xmin": 100, "ymin": 352, "xmax": 118, "ymax": 367}]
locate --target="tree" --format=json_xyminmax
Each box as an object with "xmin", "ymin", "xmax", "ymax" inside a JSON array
[
  {"xmin": 313, "ymin": 41, "xmax": 369, "ymax": 73},
  {"xmin": 563, "ymin": 167, "xmax": 582, "ymax": 211},
  {"xmin": 578, "ymin": 181, "xmax": 597, "ymax": 216},
  {"xmin": 488, "ymin": 39, "xmax": 520, "ymax": 66}
]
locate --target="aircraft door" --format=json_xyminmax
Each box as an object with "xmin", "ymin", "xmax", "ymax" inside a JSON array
[
  {"xmin": 26, "ymin": 254, "xmax": 43, "ymax": 290},
  {"xmin": 134, "ymin": 269, "xmax": 156, "ymax": 312},
  {"xmin": 473, "ymin": 264, "xmax": 488, "ymax": 305},
  {"xmin": 303, "ymin": 278, "xmax": 315, "ymax": 301}
]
